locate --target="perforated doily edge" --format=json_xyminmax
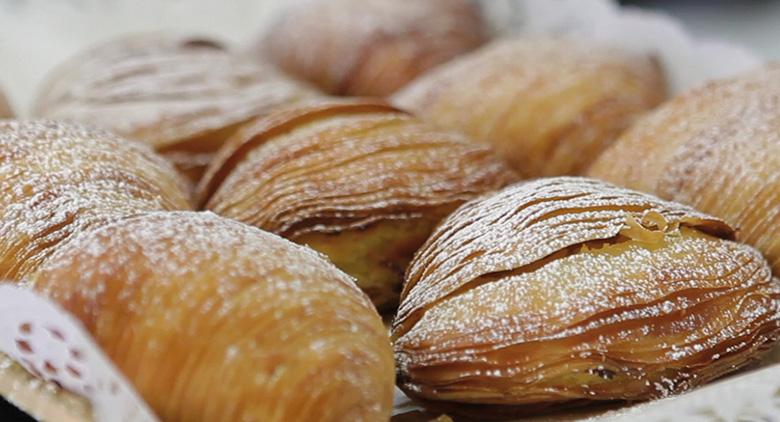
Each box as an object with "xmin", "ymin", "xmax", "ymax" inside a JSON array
[{"xmin": 0, "ymin": 285, "xmax": 158, "ymax": 422}]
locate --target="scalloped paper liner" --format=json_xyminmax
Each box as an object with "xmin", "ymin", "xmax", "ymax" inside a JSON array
[{"xmin": 0, "ymin": 285, "xmax": 157, "ymax": 422}]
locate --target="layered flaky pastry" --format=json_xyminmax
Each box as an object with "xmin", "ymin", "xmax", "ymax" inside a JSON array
[
  {"xmin": 393, "ymin": 38, "xmax": 666, "ymax": 177},
  {"xmin": 259, "ymin": 0, "xmax": 487, "ymax": 97},
  {"xmin": 589, "ymin": 64, "xmax": 780, "ymax": 276},
  {"xmin": 26, "ymin": 211, "xmax": 395, "ymax": 422},
  {"xmin": 198, "ymin": 99, "xmax": 516, "ymax": 311},
  {"xmin": 393, "ymin": 177, "xmax": 780, "ymax": 416},
  {"xmin": 32, "ymin": 33, "xmax": 318, "ymax": 181},
  {"xmin": 0, "ymin": 120, "xmax": 191, "ymax": 280}
]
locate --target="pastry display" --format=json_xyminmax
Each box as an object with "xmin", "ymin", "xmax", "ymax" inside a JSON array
[
  {"xmin": 588, "ymin": 65, "xmax": 780, "ymax": 274},
  {"xmin": 25, "ymin": 211, "xmax": 395, "ymax": 422},
  {"xmin": 259, "ymin": 0, "xmax": 487, "ymax": 97},
  {"xmin": 32, "ymin": 33, "xmax": 319, "ymax": 181},
  {"xmin": 1, "ymin": 3, "xmax": 779, "ymax": 421},
  {"xmin": 0, "ymin": 120, "xmax": 191, "ymax": 281},
  {"xmin": 392, "ymin": 38, "xmax": 666, "ymax": 177},
  {"xmin": 393, "ymin": 177, "xmax": 780, "ymax": 416},
  {"xmin": 198, "ymin": 99, "xmax": 516, "ymax": 311}
]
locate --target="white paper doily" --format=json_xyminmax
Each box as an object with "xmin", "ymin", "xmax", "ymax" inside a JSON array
[{"xmin": 0, "ymin": 285, "xmax": 158, "ymax": 422}]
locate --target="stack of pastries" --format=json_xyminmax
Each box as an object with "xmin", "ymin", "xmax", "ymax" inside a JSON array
[{"xmin": 2, "ymin": 2, "xmax": 780, "ymax": 422}]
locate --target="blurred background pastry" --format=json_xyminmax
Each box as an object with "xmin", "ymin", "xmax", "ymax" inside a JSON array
[
  {"xmin": 589, "ymin": 64, "xmax": 780, "ymax": 275},
  {"xmin": 32, "ymin": 33, "xmax": 319, "ymax": 182},
  {"xmin": 199, "ymin": 99, "xmax": 516, "ymax": 311},
  {"xmin": 393, "ymin": 38, "xmax": 666, "ymax": 178},
  {"xmin": 258, "ymin": 0, "xmax": 488, "ymax": 97}
]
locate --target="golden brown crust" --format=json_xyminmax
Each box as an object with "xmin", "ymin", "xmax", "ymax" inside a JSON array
[
  {"xmin": 32, "ymin": 33, "xmax": 319, "ymax": 181},
  {"xmin": 260, "ymin": 0, "xmax": 488, "ymax": 97},
  {"xmin": 393, "ymin": 38, "xmax": 666, "ymax": 178},
  {"xmin": 197, "ymin": 99, "xmax": 404, "ymax": 205},
  {"xmin": 201, "ymin": 99, "xmax": 516, "ymax": 310},
  {"xmin": 28, "ymin": 211, "xmax": 395, "ymax": 422},
  {"xmin": 393, "ymin": 177, "xmax": 780, "ymax": 416},
  {"xmin": 588, "ymin": 64, "xmax": 780, "ymax": 273},
  {"xmin": 0, "ymin": 120, "xmax": 192, "ymax": 281}
]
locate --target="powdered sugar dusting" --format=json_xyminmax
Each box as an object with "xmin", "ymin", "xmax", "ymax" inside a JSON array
[
  {"xmin": 207, "ymin": 103, "xmax": 516, "ymax": 237},
  {"xmin": 0, "ymin": 120, "xmax": 191, "ymax": 280},
  {"xmin": 32, "ymin": 33, "xmax": 319, "ymax": 178},
  {"xmin": 589, "ymin": 64, "xmax": 780, "ymax": 274},
  {"xmin": 28, "ymin": 210, "xmax": 394, "ymax": 422},
  {"xmin": 393, "ymin": 177, "xmax": 780, "ymax": 414},
  {"xmin": 203, "ymin": 100, "xmax": 515, "ymax": 310},
  {"xmin": 260, "ymin": 0, "xmax": 487, "ymax": 96}
]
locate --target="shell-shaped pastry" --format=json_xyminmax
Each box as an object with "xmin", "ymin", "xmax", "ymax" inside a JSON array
[
  {"xmin": 0, "ymin": 120, "xmax": 191, "ymax": 280},
  {"xmin": 393, "ymin": 177, "xmax": 780, "ymax": 416},
  {"xmin": 259, "ymin": 0, "xmax": 487, "ymax": 97},
  {"xmin": 0, "ymin": 88, "xmax": 12, "ymax": 117},
  {"xmin": 27, "ymin": 211, "xmax": 394, "ymax": 422},
  {"xmin": 199, "ymin": 99, "xmax": 516, "ymax": 311},
  {"xmin": 32, "ymin": 33, "xmax": 318, "ymax": 181},
  {"xmin": 589, "ymin": 64, "xmax": 780, "ymax": 275},
  {"xmin": 393, "ymin": 38, "xmax": 666, "ymax": 178}
]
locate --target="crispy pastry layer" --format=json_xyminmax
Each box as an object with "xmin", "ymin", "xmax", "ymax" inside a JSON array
[
  {"xmin": 0, "ymin": 120, "xmax": 191, "ymax": 280},
  {"xmin": 26, "ymin": 211, "xmax": 395, "ymax": 422},
  {"xmin": 589, "ymin": 64, "xmax": 780, "ymax": 275},
  {"xmin": 393, "ymin": 38, "xmax": 666, "ymax": 177},
  {"xmin": 32, "ymin": 33, "xmax": 318, "ymax": 181},
  {"xmin": 260, "ymin": 0, "xmax": 487, "ymax": 97},
  {"xmin": 394, "ymin": 177, "xmax": 780, "ymax": 416},
  {"xmin": 200, "ymin": 99, "xmax": 516, "ymax": 310}
]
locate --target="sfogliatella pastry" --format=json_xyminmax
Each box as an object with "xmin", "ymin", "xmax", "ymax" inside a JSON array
[
  {"xmin": 199, "ymin": 99, "xmax": 516, "ymax": 311},
  {"xmin": 393, "ymin": 38, "xmax": 666, "ymax": 177},
  {"xmin": 0, "ymin": 120, "xmax": 191, "ymax": 280},
  {"xmin": 394, "ymin": 177, "xmax": 780, "ymax": 417},
  {"xmin": 32, "ymin": 33, "xmax": 318, "ymax": 181},
  {"xmin": 0, "ymin": 88, "xmax": 11, "ymax": 117},
  {"xmin": 259, "ymin": 0, "xmax": 487, "ymax": 97},
  {"xmin": 26, "ymin": 211, "xmax": 395, "ymax": 422},
  {"xmin": 589, "ymin": 64, "xmax": 780, "ymax": 275}
]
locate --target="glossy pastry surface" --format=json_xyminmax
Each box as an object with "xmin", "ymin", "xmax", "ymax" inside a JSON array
[
  {"xmin": 199, "ymin": 99, "xmax": 516, "ymax": 311},
  {"xmin": 393, "ymin": 38, "xmax": 666, "ymax": 177},
  {"xmin": 0, "ymin": 120, "xmax": 191, "ymax": 280},
  {"xmin": 32, "ymin": 33, "xmax": 318, "ymax": 181},
  {"xmin": 589, "ymin": 64, "xmax": 780, "ymax": 274},
  {"xmin": 260, "ymin": 0, "xmax": 487, "ymax": 97},
  {"xmin": 27, "ymin": 211, "xmax": 395, "ymax": 422},
  {"xmin": 393, "ymin": 177, "xmax": 780, "ymax": 416}
]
